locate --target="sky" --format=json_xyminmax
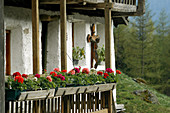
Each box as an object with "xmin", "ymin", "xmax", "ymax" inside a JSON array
[{"xmin": 148, "ymin": 0, "xmax": 170, "ymax": 22}]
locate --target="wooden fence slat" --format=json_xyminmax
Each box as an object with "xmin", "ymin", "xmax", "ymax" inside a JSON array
[
  {"xmin": 72, "ymin": 95, "xmax": 74, "ymax": 113},
  {"xmin": 16, "ymin": 102, "xmax": 18, "ymax": 113},
  {"xmin": 55, "ymin": 98, "xmax": 57, "ymax": 113},
  {"xmin": 28, "ymin": 101, "xmax": 31, "ymax": 113},
  {"xmin": 20, "ymin": 101, "xmax": 23, "ymax": 113},
  {"xmin": 5, "ymin": 101, "xmax": 9, "ymax": 113},
  {"xmin": 81, "ymin": 94, "xmax": 84, "ymax": 113},
  {"xmin": 51, "ymin": 98, "xmax": 54, "ymax": 113},
  {"xmin": 58, "ymin": 97, "xmax": 60, "ymax": 113},
  {"xmin": 48, "ymin": 99, "xmax": 50, "ymax": 113},
  {"xmin": 11, "ymin": 101, "xmax": 14, "ymax": 113},
  {"xmin": 24, "ymin": 101, "xmax": 27, "ymax": 113},
  {"xmin": 83, "ymin": 93, "xmax": 86, "ymax": 113}
]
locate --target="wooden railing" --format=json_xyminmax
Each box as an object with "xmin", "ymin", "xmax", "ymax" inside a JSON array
[
  {"xmin": 112, "ymin": 0, "xmax": 137, "ymax": 5},
  {"xmin": 5, "ymin": 83, "xmax": 116, "ymax": 113}
]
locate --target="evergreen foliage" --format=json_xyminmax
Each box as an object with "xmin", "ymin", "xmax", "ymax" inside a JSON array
[{"xmin": 114, "ymin": 1, "xmax": 170, "ymax": 96}]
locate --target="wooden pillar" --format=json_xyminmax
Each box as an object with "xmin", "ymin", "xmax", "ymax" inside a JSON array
[
  {"xmin": 0, "ymin": 0, "xmax": 5, "ymax": 112},
  {"xmin": 60, "ymin": 0, "xmax": 67, "ymax": 70},
  {"xmin": 138, "ymin": 0, "xmax": 145, "ymax": 13},
  {"xmin": 32, "ymin": 0, "xmax": 40, "ymax": 74},
  {"xmin": 105, "ymin": 0, "xmax": 112, "ymax": 69}
]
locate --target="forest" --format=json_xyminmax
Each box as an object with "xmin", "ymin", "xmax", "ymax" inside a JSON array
[{"xmin": 114, "ymin": 2, "xmax": 170, "ymax": 96}]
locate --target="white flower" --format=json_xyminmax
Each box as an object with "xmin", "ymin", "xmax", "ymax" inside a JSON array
[{"xmin": 33, "ymin": 77, "xmax": 37, "ymax": 81}]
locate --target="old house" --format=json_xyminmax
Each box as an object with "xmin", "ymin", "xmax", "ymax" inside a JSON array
[{"xmin": 0, "ymin": 0, "xmax": 145, "ymax": 113}]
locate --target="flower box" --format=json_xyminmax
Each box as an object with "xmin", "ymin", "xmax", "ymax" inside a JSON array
[
  {"xmin": 55, "ymin": 83, "xmax": 116, "ymax": 96},
  {"xmin": 5, "ymin": 68, "xmax": 121, "ymax": 101},
  {"xmin": 5, "ymin": 83, "xmax": 116, "ymax": 101},
  {"xmin": 5, "ymin": 89, "xmax": 22, "ymax": 101}
]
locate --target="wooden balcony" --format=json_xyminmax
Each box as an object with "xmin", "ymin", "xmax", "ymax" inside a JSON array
[
  {"xmin": 5, "ymin": 83, "xmax": 116, "ymax": 113},
  {"xmin": 40, "ymin": 0, "xmax": 145, "ymax": 16}
]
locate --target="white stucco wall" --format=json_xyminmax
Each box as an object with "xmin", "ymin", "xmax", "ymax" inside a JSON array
[
  {"xmin": 74, "ymin": 22, "xmax": 91, "ymax": 69},
  {"xmin": 47, "ymin": 19, "xmax": 73, "ymax": 72},
  {"xmin": 67, "ymin": 21, "xmax": 74, "ymax": 71},
  {"xmin": 47, "ymin": 20, "xmax": 61, "ymax": 72},
  {"xmin": 4, "ymin": 6, "xmax": 42, "ymax": 74}
]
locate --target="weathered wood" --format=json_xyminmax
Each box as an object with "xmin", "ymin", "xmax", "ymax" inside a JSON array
[
  {"xmin": 58, "ymin": 97, "xmax": 60, "ymax": 113},
  {"xmin": 137, "ymin": 0, "xmax": 145, "ymax": 14},
  {"xmin": 91, "ymin": 109, "xmax": 108, "ymax": 113},
  {"xmin": 71, "ymin": 95, "xmax": 74, "ymax": 113},
  {"xmin": 0, "ymin": 0, "xmax": 5, "ymax": 112},
  {"xmin": 55, "ymin": 98, "xmax": 57, "ymax": 113},
  {"xmin": 60, "ymin": 0, "xmax": 67, "ymax": 70},
  {"xmin": 32, "ymin": 0, "xmax": 40, "ymax": 74},
  {"xmin": 40, "ymin": 0, "xmax": 99, "ymax": 4},
  {"xmin": 28, "ymin": 101, "xmax": 31, "ymax": 113},
  {"xmin": 111, "ymin": 3, "xmax": 136, "ymax": 12},
  {"xmin": 20, "ymin": 101, "xmax": 23, "ymax": 113},
  {"xmin": 55, "ymin": 83, "xmax": 115, "ymax": 96},
  {"xmin": 107, "ymin": 90, "xmax": 112, "ymax": 113},
  {"xmin": 105, "ymin": 0, "xmax": 112, "ymax": 69},
  {"xmin": 101, "ymin": 92, "xmax": 105, "ymax": 109},
  {"xmin": 18, "ymin": 89, "xmax": 55, "ymax": 101}
]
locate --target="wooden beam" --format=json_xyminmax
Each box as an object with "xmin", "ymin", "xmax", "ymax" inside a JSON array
[
  {"xmin": 60, "ymin": 0, "xmax": 67, "ymax": 70},
  {"xmin": 0, "ymin": 0, "xmax": 5, "ymax": 113},
  {"xmin": 40, "ymin": 0, "xmax": 84, "ymax": 4},
  {"xmin": 136, "ymin": 0, "xmax": 145, "ymax": 15},
  {"xmin": 91, "ymin": 109, "xmax": 108, "ymax": 113},
  {"xmin": 105, "ymin": 0, "xmax": 112, "ymax": 69},
  {"xmin": 32, "ymin": 0, "xmax": 40, "ymax": 74},
  {"xmin": 111, "ymin": 3, "xmax": 136, "ymax": 12}
]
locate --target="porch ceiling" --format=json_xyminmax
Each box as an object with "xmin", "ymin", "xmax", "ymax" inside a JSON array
[
  {"xmin": 4, "ymin": 0, "xmax": 137, "ymax": 26},
  {"xmin": 5, "ymin": 0, "xmax": 137, "ymax": 17}
]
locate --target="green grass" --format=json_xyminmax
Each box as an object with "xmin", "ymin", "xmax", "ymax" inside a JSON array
[{"xmin": 116, "ymin": 73, "xmax": 170, "ymax": 113}]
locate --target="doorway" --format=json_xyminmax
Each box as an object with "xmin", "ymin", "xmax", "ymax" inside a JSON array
[{"xmin": 6, "ymin": 30, "xmax": 11, "ymax": 75}]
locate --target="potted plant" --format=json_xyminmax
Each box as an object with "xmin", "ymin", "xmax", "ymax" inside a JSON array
[
  {"xmin": 97, "ymin": 45, "xmax": 105, "ymax": 65},
  {"xmin": 72, "ymin": 46, "xmax": 85, "ymax": 65}
]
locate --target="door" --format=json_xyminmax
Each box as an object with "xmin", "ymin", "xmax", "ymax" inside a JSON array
[{"xmin": 6, "ymin": 30, "xmax": 11, "ymax": 75}]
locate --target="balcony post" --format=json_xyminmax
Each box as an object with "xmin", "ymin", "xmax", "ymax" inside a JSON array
[
  {"xmin": 105, "ymin": 0, "xmax": 112, "ymax": 69},
  {"xmin": 60, "ymin": 0, "xmax": 67, "ymax": 70},
  {"xmin": 0, "ymin": 0, "xmax": 5, "ymax": 112},
  {"xmin": 32, "ymin": 0, "xmax": 40, "ymax": 74}
]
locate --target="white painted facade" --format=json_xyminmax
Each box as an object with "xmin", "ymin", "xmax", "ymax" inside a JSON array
[
  {"xmin": 4, "ymin": 6, "xmax": 42, "ymax": 74},
  {"xmin": 4, "ymin": 6, "xmax": 116, "ymax": 73},
  {"xmin": 4, "ymin": 5, "xmax": 117, "ymax": 103}
]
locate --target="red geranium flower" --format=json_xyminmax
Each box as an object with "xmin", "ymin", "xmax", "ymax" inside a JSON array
[
  {"xmin": 60, "ymin": 76, "xmax": 65, "ymax": 81},
  {"xmin": 50, "ymin": 71, "xmax": 57, "ymax": 77},
  {"xmin": 68, "ymin": 69, "xmax": 75, "ymax": 75},
  {"xmin": 97, "ymin": 71, "xmax": 103, "ymax": 75},
  {"xmin": 35, "ymin": 74, "xmax": 40, "ymax": 78},
  {"xmin": 14, "ymin": 76, "xmax": 24, "ymax": 84},
  {"xmin": 106, "ymin": 68, "xmax": 114, "ymax": 73},
  {"xmin": 13, "ymin": 72, "xmax": 21, "ymax": 77},
  {"xmin": 61, "ymin": 70, "xmax": 67, "ymax": 73},
  {"xmin": 57, "ymin": 74, "xmax": 62, "ymax": 78},
  {"xmin": 74, "ymin": 67, "xmax": 80, "ymax": 73},
  {"xmin": 116, "ymin": 70, "xmax": 121, "ymax": 74},
  {"xmin": 82, "ymin": 68, "xmax": 90, "ymax": 74},
  {"xmin": 46, "ymin": 76, "xmax": 52, "ymax": 82},
  {"xmin": 54, "ymin": 68, "xmax": 60, "ymax": 72},
  {"xmin": 104, "ymin": 73, "xmax": 109, "ymax": 78},
  {"xmin": 22, "ymin": 74, "xmax": 28, "ymax": 78}
]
